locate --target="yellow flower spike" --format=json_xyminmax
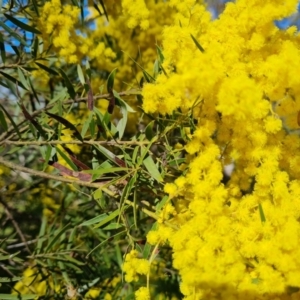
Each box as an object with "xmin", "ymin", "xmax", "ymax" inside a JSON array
[
  {"xmin": 135, "ymin": 286, "xmax": 150, "ymax": 300},
  {"xmin": 264, "ymin": 116, "xmax": 282, "ymax": 133}
]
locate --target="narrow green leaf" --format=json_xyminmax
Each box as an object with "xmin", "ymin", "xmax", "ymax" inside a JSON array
[
  {"xmin": 56, "ymin": 146, "xmax": 78, "ymax": 171},
  {"xmin": 119, "ymin": 173, "xmax": 137, "ymax": 221},
  {"xmin": 39, "ymin": 39, "xmax": 44, "ymax": 55},
  {"xmin": 31, "ymin": 36, "xmax": 38, "ymax": 58},
  {"xmin": 0, "ymin": 80, "xmax": 9, "ymax": 89},
  {"xmin": 93, "ymin": 144, "xmax": 116, "ymax": 163},
  {"xmin": 28, "ymin": 77, "xmax": 39, "ymax": 104},
  {"xmin": 156, "ymin": 195, "xmax": 169, "ymax": 212},
  {"xmin": 133, "ymin": 185, "xmax": 137, "ymax": 228},
  {"xmin": 132, "ymin": 146, "xmax": 139, "ymax": 165},
  {"xmin": 89, "ymin": 166, "xmax": 128, "ymax": 181},
  {"xmin": 258, "ymin": 203, "xmax": 266, "ymax": 223},
  {"xmin": 113, "ymin": 90, "xmax": 135, "ymax": 112},
  {"xmin": 107, "ymin": 68, "xmax": 117, "ymax": 93},
  {"xmin": 123, "ymin": 173, "xmax": 137, "ymax": 199},
  {"xmin": 156, "ymin": 45, "xmax": 164, "ymax": 63},
  {"xmin": 103, "ymin": 111, "xmax": 111, "ymax": 125},
  {"xmin": 58, "ymin": 261, "xmax": 70, "ymax": 283},
  {"xmin": 17, "ymin": 68, "xmax": 30, "ymax": 90},
  {"xmin": 59, "ymin": 68, "xmax": 76, "ymax": 99},
  {"xmin": 86, "ymin": 60, "xmax": 91, "ymax": 79},
  {"xmin": 77, "ymin": 64, "xmax": 85, "ymax": 85},
  {"xmin": 4, "ymin": 13, "xmax": 41, "ymax": 34},
  {"xmin": 67, "ymin": 227, "xmax": 77, "ymax": 250},
  {"xmin": 137, "ymin": 136, "xmax": 158, "ymax": 166},
  {"xmin": 94, "ymin": 188, "xmax": 102, "ymax": 200},
  {"xmin": 126, "ymin": 53, "xmax": 155, "ymax": 82},
  {"xmin": 11, "ymin": 45, "xmax": 20, "ymax": 57},
  {"xmin": 98, "ymin": 161, "xmax": 112, "ymax": 169},
  {"xmin": 191, "ymin": 34, "xmax": 205, "ymax": 53},
  {"xmin": 153, "ymin": 59, "xmax": 159, "ymax": 78},
  {"xmin": 36, "ymin": 215, "xmax": 47, "ymax": 254},
  {"xmin": 81, "ymin": 213, "xmax": 111, "ymax": 226},
  {"xmin": 20, "ymin": 104, "xmax": 47, "ymax": 139},
  {"xmin": 60, "ymin": 255, "xmax": 85, "ymax": 266},
  {"xmin": 0, "ymin": 252, "xmax": 21, "ymax": 261},
  {"xmin": 81, "ymin": 112, "xmax": 93, "ymax": 138},
  {"xmin": 0, "ymin": 276, "xmax": 23, "ymax": 283},
  {"xmin": 142, "ymin": 243, "xmax": 152, "ymax": 260},
  {"xmin": 0, "ymin": 21, "xmax": 27, "ymax": 46},
  {"xmin": 28, "ymin": 123, "xmax": 37, "ymax": 138},
  {"xmin": 102, "ymin": 223, "xmax": 123, "ymax": 230},
  {"xmin": 86, "ymin": 231, "xmax": 125, "ymax": 258},
  {"xmin": 143, "ymin": 70, "xmax": 152, "ymax": 83},
  {"xmin": 87, "ymin": 167, "xmax": 128, "ymax": 175},
  {"xmin": 0, "ymin": 109, "xmax": 8, "ymax": 131},
  {"xmin": 46, "ymin": 112, "xmax": 83, "ymax": 142},
  {"xmin": 42, "ymin": 145, "xmax": 53, "ymax": 170},
  {"xmin": 94, "ymin": 206, "xmax": 128, "ymax": 229},
  {"xmin": 78, "ymin": 278, "xmax": 101, "ymax": 293},
  {"xmin": 106, "ymin": 71, "xmax": 116, "ymax": 113},
  {"xmin": 45, "ymin": 223, "xmax": 72, "ymax": 252},
  {"xmin": 35, "ymin": 62, "xmax": 58, "ymax": 75},
  {"xmin": 117, "ymin": 108, "xmax": 127, "ymax": 139},
  {"xmin": 0, "ymin": 70, "xmax": 28, "ymax": 90},
  {"xmin": 111, "ymin": 96, "xmax": 130, "ymax": 135},
  {"xmin": 0, "ymin": 103, "xmax": 21, "ymax": 138},
  {"xmin": 143, "ymin": 155, "xmax": 163, "ymax": 182},
  {"xmin": 80, "ymin": 0, "xmax": 84, "ymax": 25},
  {"xmin": 93, "ymin": 3, "xmax": 102, "ymax": 17},
  {"xmin": 145, "ymin": 120, "xmax": 155, "ymax": 141},
  {"xmin": 89, "ymin": 117, "xmax": 96, "ymax": 138},
  {"xmin": 31, "ymin": 0, "xmax": 39, "ymax": 16},
  {"xmin": 0, "ymin": 33, "xmax": 6, "ymax": 64},
  {"xmin": 47, "ymin": 88, "xmax": 68, "ymax": 106},
  {"xmin": 99, "ymin": 0, "xmax": 109, "ymax": 21},
  {"xmin": 6, "ymin": 146, "xmax": 21, "ymax": 154}
]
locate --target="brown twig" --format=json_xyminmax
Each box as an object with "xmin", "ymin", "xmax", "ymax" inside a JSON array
[
  {"xmin": 1, "ymin": 139, "xmax": 155, "ymax": 146},
  {"xmin": 0, "ymin": 196, "xmax": 32, "ymax": 254},
  {"xmin": 0, "ymin": 63, "xmax": 23, "ymax": 69},
  {"xmin": 0, "ymin": 264, "xmax": 16, "ymax": 277},
  {"xmin": 0, "ymin": 156, "xmax": 116, "ymax": 192}
]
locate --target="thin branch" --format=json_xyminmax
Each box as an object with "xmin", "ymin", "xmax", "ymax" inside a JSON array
[
  {"xmin": 0, "ymin": 156, "xmax": 116, "ymax": 191},
  {"xmin": 0, "ymin": 89, "xmax": 141, "ymax": 141},
  {"xmin": 0, "ymin": 196, "xmax": 32, "ymax": 254},
  {"xmin": 0, "ymin": 63, "xmax": 23, "ymax": 69},
  {"xmin": 34, "ymin": 89, "xmax": 140, "ymax": 119},
  {"xmin": 6, "ymin": 237, "xmax": 45, "ymax": 249},
  {"xmin": 2, "ymin": 139, "xmax": 154, "ymax": 146},
  {"xmin": 0, "ymin": 264, "xmax": 15, "ymax": 277}
]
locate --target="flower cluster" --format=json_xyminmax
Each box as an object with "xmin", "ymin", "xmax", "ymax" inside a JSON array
[
  {"xmin": 38, "ymin": 0, "xmax": 117, "ymax": 65},
  {"xmin": 121, "ymin": 0, "xmax": 150, "ymax": 29},
  {"xmin": 141, "ymin": 0, "xmax": 300, "ymax": 299},
  {"xmin": 122, "ymin": 249, "xmax": 150, "ymax": 283},
  {"xmin": 38, "ymin": 0, "xmax": 80, "ymax": 64}
]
